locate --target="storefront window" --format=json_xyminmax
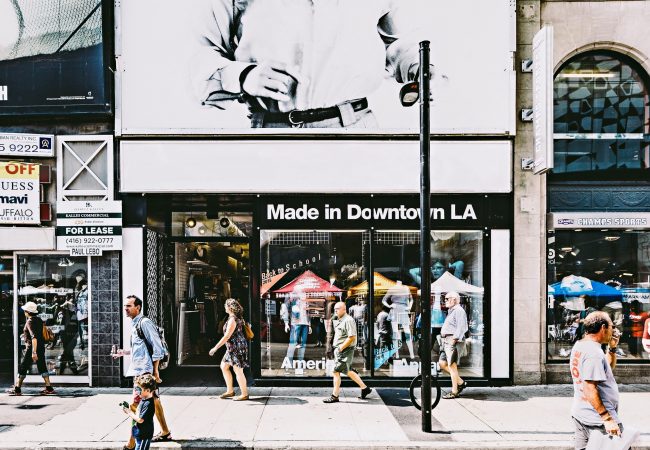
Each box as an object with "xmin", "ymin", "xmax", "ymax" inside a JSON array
[
  {"xmin": 372, "ymin": 231, "xmax": 485, "ymax": 378},
  {"xmin": 547, "ymin": 230, "xmax": 650, "ymax": 360},
  {"xmin": 553, "ymin": 52, "xmax": 650, "ymax": 177},
  {"xmin": 260, "ymin": 231, "xmax": 368, "ymax": 377},
  {"xmin": 15, "ymin": 254, "xmax": 90, "ymax": 379}
]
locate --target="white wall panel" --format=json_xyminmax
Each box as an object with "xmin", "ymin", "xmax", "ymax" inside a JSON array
[
  {"xmin": 491, "ymin": 229, "xmax": 511, "ymax": 379},
  {"xmin": 0, "ymin": 227, "xmax": 55, "ymax": 250},
  {"xmin": 120, "ymin": 140, "xmax": 512, "ymax": 194},
  {"xmin": 121, "ymin": 227, "xmax": 143, "ymax": 376}
]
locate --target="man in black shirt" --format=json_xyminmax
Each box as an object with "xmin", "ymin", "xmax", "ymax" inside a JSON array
[{"xmin": 6, "ymin": 301, "xmax": 55, "ymax": 395}]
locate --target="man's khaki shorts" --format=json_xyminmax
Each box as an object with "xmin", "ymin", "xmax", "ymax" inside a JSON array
[{"xmin": 333, "ymin": 347, "xmax": 355, "ymax": 374}]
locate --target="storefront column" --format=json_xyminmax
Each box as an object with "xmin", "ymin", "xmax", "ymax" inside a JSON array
[
  {"xmin": 90, "ymin": 252, "xmax": 121, "ymax": 387},
  {"xmin": 513, "ymin": 1, "xmax": 545, "ymax": 385}
]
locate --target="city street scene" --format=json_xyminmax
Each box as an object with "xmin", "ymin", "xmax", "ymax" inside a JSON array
[{"xmin": 1, "ymin": 1, "xmax": 650, "ymax": 449}]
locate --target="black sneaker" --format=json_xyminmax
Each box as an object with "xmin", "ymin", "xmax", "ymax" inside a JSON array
[
  {"xmin": 6, "ymin": 386, "xmax": 22, "ymax": 396},
  {"xmin": 359, "ymin": 387, "xmax": 373, "ymax": 399},
  {"xmin": 40, "ymin": 387, "xmax": 55, "ymax": 395},
  {"xmin": 323, "ymin": 394, "xmax": 339, "ymax": 403}
]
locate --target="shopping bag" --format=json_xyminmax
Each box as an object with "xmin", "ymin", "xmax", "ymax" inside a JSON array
[{"xmin": 585, "ymin": 426, "xmax": 640, "ymax": 450}]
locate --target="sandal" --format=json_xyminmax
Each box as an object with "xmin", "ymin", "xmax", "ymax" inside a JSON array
[
  {"xmin": 443, "ymin": 391, "xmax": 460, "ymax": 399},
  {"xmin": 152, "ymin": 432, "xmax": 173, "ymax": 442},
  {"xmin": 6, "ymin": 386, "xmax": 22, "ymax": 396},
  {"xmin": 457, "ymin": 382, "xmax": 467, "ymax": 394},
  {"xmin": 123, "ymin": 446, "xmax": 135, "ymax": 450},
  {"xmin": 218, "ymin": 391, "xmax": 235, "ymax": 399},
  {"xmin": 322, "ymin": 394, "xmax": 339, "ymax": 404},
  {"xmin": 232, "ymin": 395, "xmax": 249, "ymax": 401}
]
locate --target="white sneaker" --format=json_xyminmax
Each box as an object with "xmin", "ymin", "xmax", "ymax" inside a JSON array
[
  {"xmin": 616, "ymin": 348, "xmax": 626, "ymax": 357},
  {"xmin": 296, "ymin": 344, "xmax": 302, "ymax": 349}
]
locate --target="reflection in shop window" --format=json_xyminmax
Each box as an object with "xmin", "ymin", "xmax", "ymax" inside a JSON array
[
  {"xmin": 372, "ymin": 231, "xmax": 485, "ymax": 378},
  {"xmin": 547, "ymin": 230, "xmax": 650, "ymax": 360},
  {"xmin": 15, "ymin": 254, "xmax": 90, "ymax": 378},
  {"xmin": 260, "ymin": 231, "xmax": 368, "ymax": 377}
]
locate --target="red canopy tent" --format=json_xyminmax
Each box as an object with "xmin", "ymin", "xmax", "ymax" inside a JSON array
[{"xmin": 272, "ymin": 270, "xmax": 344, "ymax": 299}]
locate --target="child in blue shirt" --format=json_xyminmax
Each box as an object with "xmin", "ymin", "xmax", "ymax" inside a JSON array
[{"xmin": 122, "ymin": 374, "xmax": 156, "ymax": 450}]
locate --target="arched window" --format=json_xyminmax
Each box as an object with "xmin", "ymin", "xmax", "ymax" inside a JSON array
[{"xmin": 553, "ymin": 51, "xmax": 650, "ymax": 178}]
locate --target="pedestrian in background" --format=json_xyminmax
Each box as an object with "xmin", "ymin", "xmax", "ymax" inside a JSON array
[
  {"xmin": 6, "ymin": 301, "xmax": 55, "ymax": 396},
  {"xmin": 570, "ymin": 311, "xmax": 622, "ymax": 450},
  {"xmin": 209, "ymin": 298, "xmax": 249, "ymax": 401},
  {"xmin": 439, "ymin": 291, "xmax": 468, "ymax": 399},
  {"xmin": 323, "ymin": 301, "xmax": 372, "ymax": 403}
]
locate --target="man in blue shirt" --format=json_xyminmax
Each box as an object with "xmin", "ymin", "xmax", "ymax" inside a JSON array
[{"xmin": 113, "ymin": 295, "xmax": 172, "ymax": 449}]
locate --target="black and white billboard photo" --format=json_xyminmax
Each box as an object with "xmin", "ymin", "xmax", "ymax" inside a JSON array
[
  {"xmin": 117, "ymin": 0, "xmax": 516, "ymax": 135},
  {"xmin": 0, "ymin": 0, "xmax": 110, "ymax": 115}
]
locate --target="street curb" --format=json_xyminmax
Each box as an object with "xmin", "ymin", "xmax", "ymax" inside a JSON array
[{"xmin": 1, "ymin": 442, "xmax": 650, "ymax": 450}]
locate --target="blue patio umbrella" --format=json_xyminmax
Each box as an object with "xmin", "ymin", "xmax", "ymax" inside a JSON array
[{"xmin": 550, "ymin": 278, "xmax": 622, "ymax": 308}]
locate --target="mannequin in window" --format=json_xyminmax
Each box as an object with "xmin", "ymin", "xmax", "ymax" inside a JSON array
[
  {"xmin": 375, "ymin": 303, "xmax": 394, "ymax": 368},
  {"xmin": 409, "ymin": 258, "xmax": 464, "ymax": 286},
  {"xmin": 381, "ymin": 280, "xmax": 415, "ymax": 360},
  {"xmin": 601, "ymin": 278, "xmax": 625, "ymax": 356},
  {"xmin": 56, "ymin": 294, "xmax": 79, "ymax": 375},
  {"xmin": 348, "ymin": 297, "xmax": 368, "ymax": 351},
  {"xmin": 416, "ymin": 291, "xmax": 446, "ymax": 361},
  {"xmin": 72, "ymin": 270, "xmax": 88, "ymax": 351},
  {"xmin": 280, "ymin": 288, "xmax": 311, "ymax": 365}
]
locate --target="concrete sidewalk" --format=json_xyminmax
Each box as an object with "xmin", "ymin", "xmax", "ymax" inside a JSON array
[{"xmin": 0, "ymin": 385, "xmax": 648, "ymax": 449}]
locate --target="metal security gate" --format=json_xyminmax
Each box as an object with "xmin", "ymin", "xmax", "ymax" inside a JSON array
[{"xmin": 144, "ymin": 229, "xmax": 174, "ymax": 331}]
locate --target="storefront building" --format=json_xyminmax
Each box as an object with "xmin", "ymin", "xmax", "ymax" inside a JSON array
[
  {"xmin": 112, "ymin": 0, "xmax": 518, "ymax": 386},
  {"xmin": 0, "ymin": 1, "xmax": 120, "ymax": 386},
  {"xmin": 515, "ymin": 1, "xmax": 650, "ymax": 384},
  {"xmin": 118, "ymin": 148, "xmax": 514, "ymax": 385}
]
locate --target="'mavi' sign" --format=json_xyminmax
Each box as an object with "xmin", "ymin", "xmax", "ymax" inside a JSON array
[
  {"xmin": 260, "ymin": 195, "xmax": 511, "ymax": 229},
  {"xmin": 0, "ymin": 161, "xmax": 40, "ymax": 225}
]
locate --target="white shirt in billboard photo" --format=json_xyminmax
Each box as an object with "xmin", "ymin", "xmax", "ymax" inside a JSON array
[{"xmin": 189, "ymin": 0, "xmax": 432, "ymax": 128}]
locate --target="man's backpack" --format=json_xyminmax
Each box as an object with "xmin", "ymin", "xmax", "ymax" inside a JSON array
[{"xmin": 136, "ymin": 318, "xmax": 170, "ymax": 370}]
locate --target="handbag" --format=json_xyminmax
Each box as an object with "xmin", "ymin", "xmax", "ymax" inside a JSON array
[
  {"xmin": 42, "ymin": 325, "xmax": 55, "ymax": 343},
  {"xmin": 243, "ymin": 322, "xmax": 254, "ymax": 341}
]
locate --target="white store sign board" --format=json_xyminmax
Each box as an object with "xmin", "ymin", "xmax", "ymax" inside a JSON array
[
  {"xmin": 549, "ymin": 212, "xmax": 650, "ymax": 229},
  {"xmin": 0, "ymin": 161, "xmax": 40, "ymax": 225},
  {"xmin": 56, "ymin": 201, "xmax": 123, "ymax": 255},
  {"xmin": 532, "ymin": 26, "xmax": 554, "ymax": 174},
  {"xmin": 0, "ymin": 133, "xmax": 54, "ymax": 157}
]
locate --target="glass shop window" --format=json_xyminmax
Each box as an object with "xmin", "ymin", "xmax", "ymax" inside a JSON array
[
  {"xmin": 372, "ymin": 231, "xmax": 485, "ymax": 378},
  {"xmin": 259, "ymin": 230, "xmax": 368, "ymax": 377},
  {"xmin": 553, "ymin": 52, "xmax": 650, "ymax": 178},
  {"xmin": 547, "ymin": 230, "xmax": 650, "ymax": 361},
  {"xmin": 15, "ymin": 254, "xmax": 90, "ymax": 378}
]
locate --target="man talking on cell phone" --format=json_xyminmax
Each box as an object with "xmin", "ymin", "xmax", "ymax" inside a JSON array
[
  {"xmin": 113, "ymin": 295, "xmax": 173, "ymax": 449},
  {"xmin": 569, "ymin": 311, "xmax": 622, "ymax": 450}
]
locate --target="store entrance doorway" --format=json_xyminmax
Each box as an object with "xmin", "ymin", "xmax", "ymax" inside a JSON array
[{"xmin": 173, "ymin": 241, "xmax": 250, "ymax": 367}]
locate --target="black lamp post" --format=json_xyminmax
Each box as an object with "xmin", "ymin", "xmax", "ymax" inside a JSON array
[{"xmin": 400, "ymin": 40, "xmax": 432, "ymax": 432}]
